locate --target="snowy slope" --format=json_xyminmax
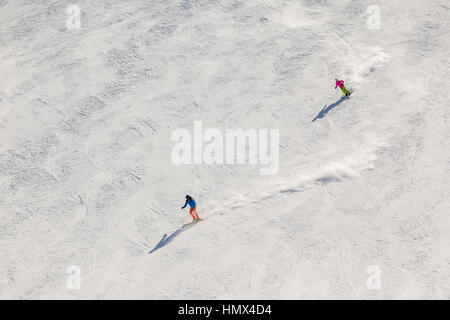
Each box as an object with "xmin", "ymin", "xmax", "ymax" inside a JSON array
[{"xmin": 1, "ymin": 0, "xmax": 449, "ymax": 299}]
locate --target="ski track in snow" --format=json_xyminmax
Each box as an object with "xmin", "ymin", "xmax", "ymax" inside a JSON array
[{"xmin": 1, "ymin": 0, "xmax": 450, "ymax": 299}]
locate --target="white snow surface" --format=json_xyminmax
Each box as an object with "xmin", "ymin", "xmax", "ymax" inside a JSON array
[{"xmin": 1, "ymin": 0, "xmax": 450, "ymax": 299}]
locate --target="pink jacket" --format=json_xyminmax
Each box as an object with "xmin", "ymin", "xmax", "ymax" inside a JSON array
[{"xmin": 335, "ymin": 80, "xmax": 344, "ymax": 89}]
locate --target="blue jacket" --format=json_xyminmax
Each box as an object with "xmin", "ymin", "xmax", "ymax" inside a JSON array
[{"xmin": 182, "ymin": 198, "xmax": 196, "ymax": 209}]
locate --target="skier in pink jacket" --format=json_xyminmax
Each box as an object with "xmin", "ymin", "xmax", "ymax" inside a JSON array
[{"xmin": 335, "ymin": 78, "xmax": 351, "ymax": 97}]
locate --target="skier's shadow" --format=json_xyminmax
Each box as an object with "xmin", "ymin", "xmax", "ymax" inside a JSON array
[
  {"xmin": 312, "ymin": 97, "xmax": 347, "ymax": 122},
  {"xmin": 148, "ymin": 223, "xmax": 195, "ymax": 254}
]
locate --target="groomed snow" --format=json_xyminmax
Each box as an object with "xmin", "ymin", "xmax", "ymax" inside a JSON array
[{"xmin": 0, "ymin": 0, "xmax": 449, "ymax": 299}]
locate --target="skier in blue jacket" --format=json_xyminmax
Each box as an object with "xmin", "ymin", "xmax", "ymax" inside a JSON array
[{"xmin": 181, "ymin": 195, "xmax": 200, "ymax": 221}]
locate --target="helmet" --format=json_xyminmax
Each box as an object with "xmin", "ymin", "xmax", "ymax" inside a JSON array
[{"xmin": 185, "ymin": 195, "xmax": 190, "ymax": 199}]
